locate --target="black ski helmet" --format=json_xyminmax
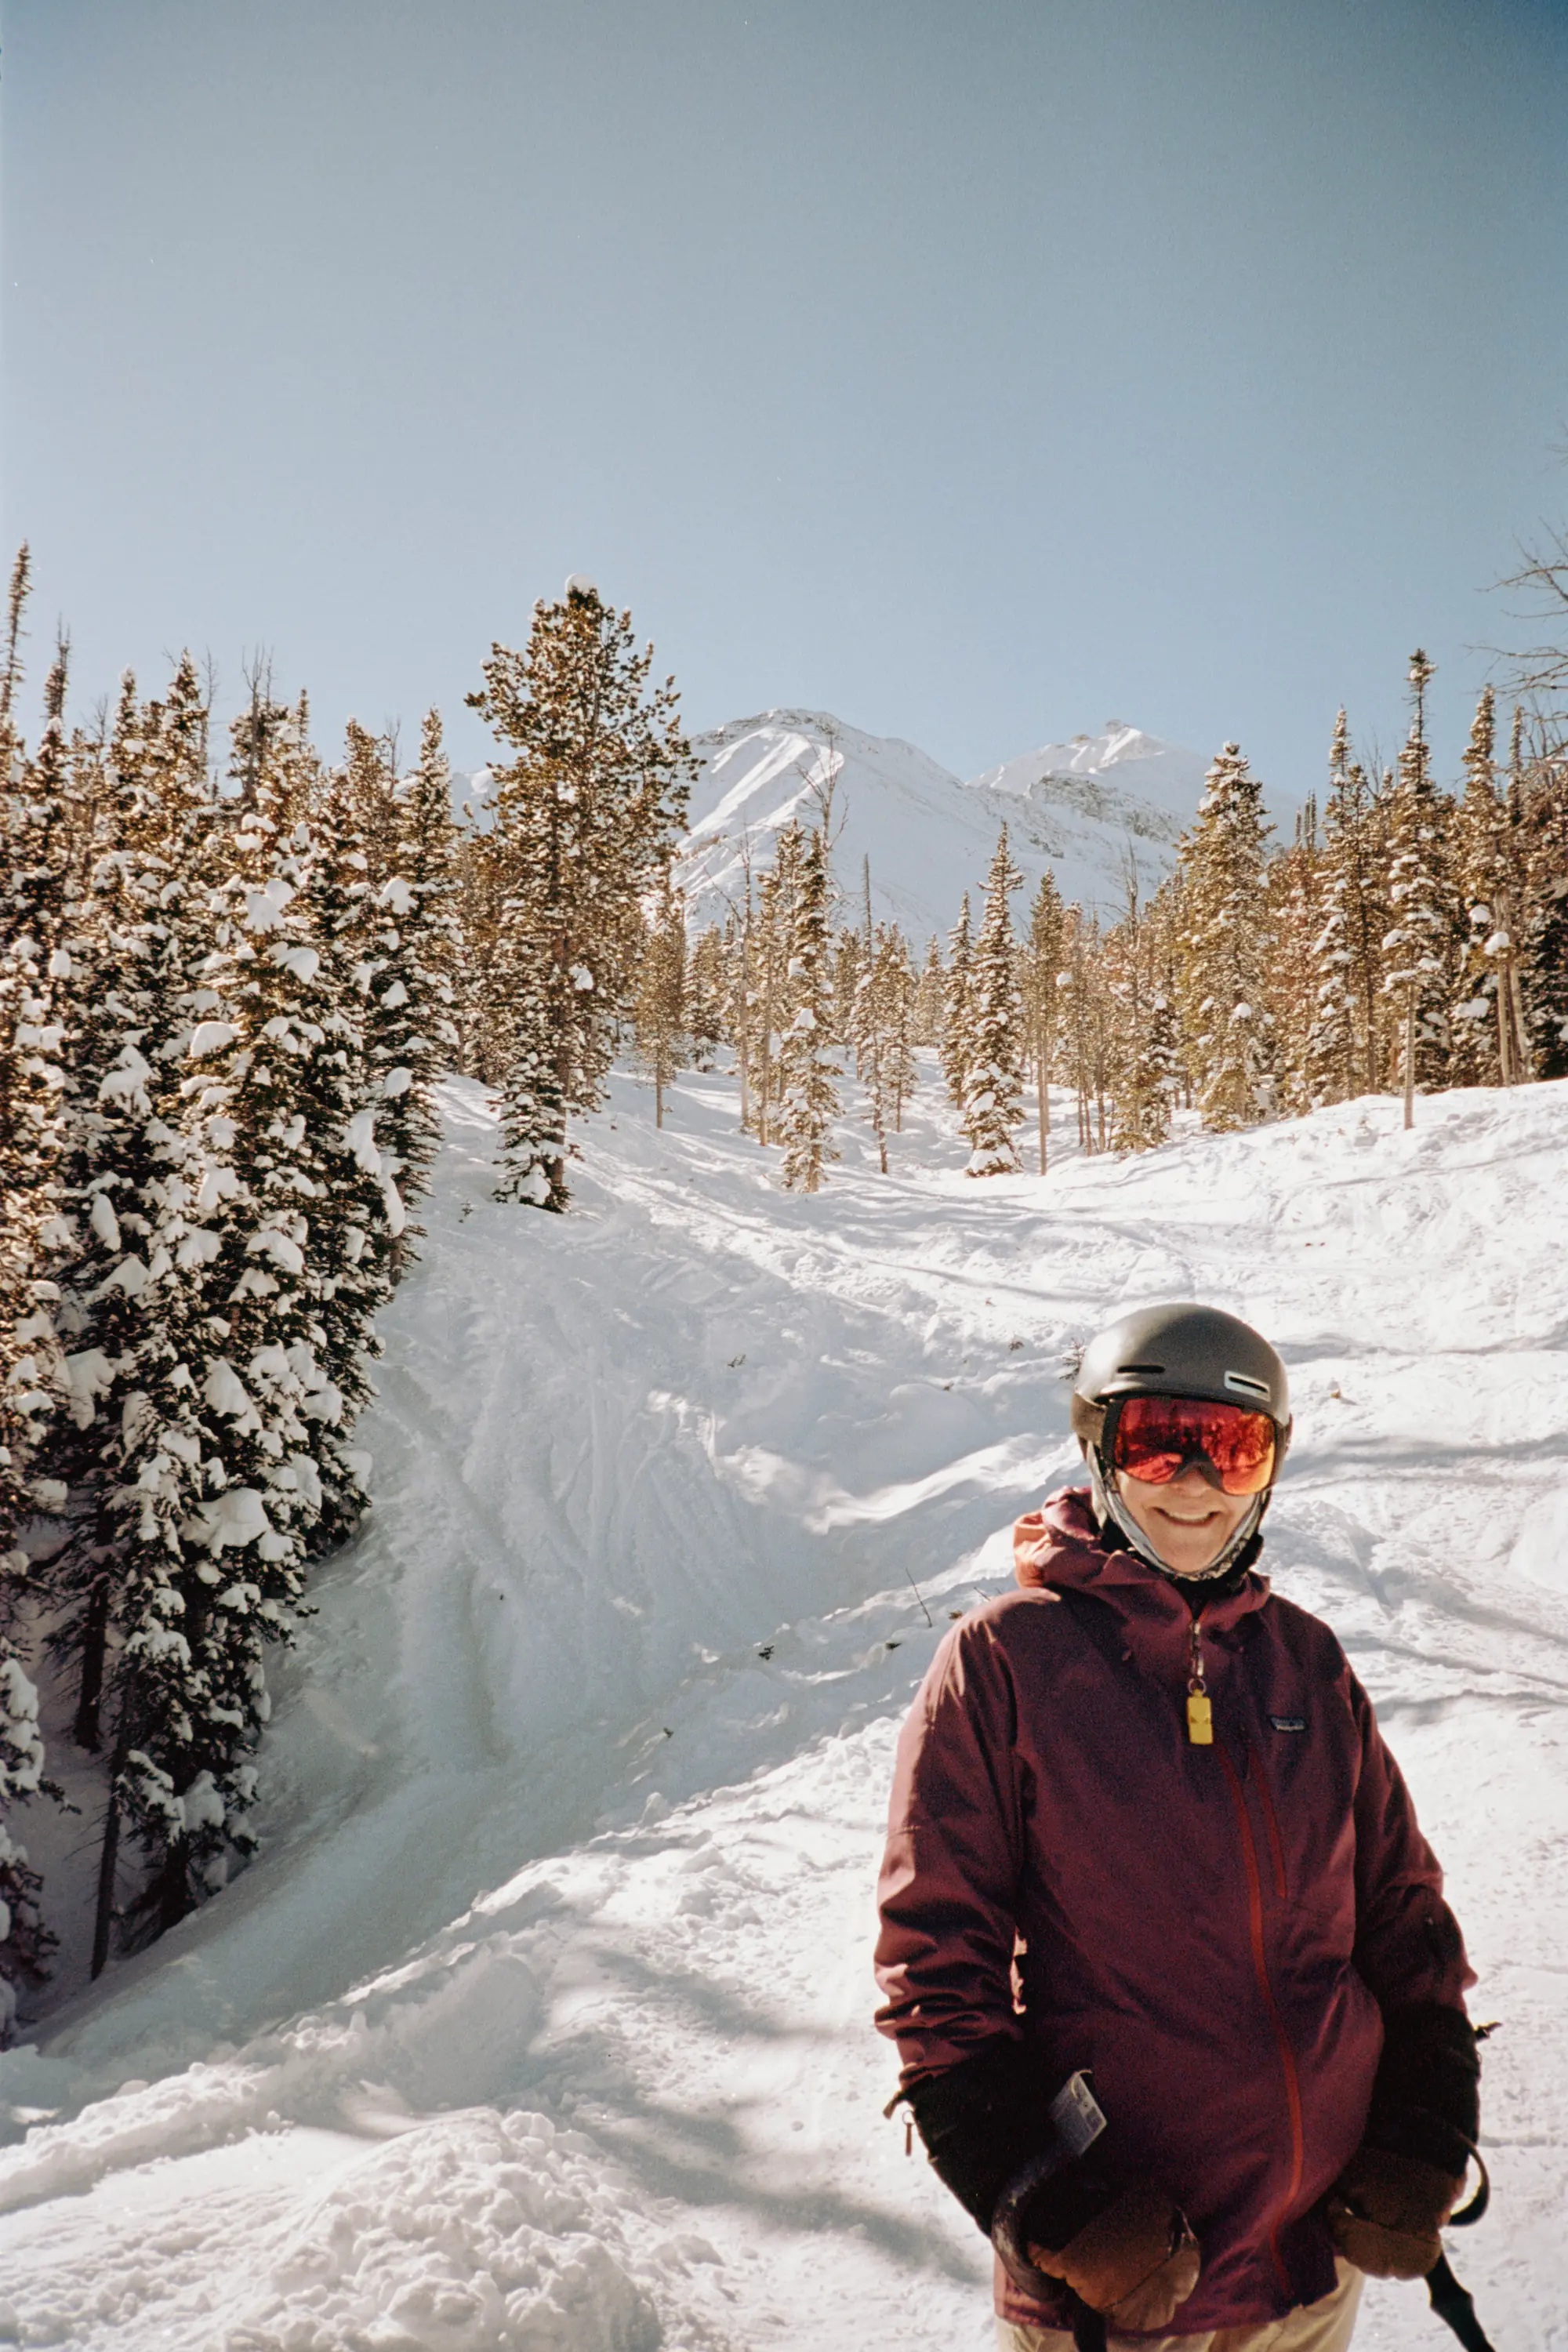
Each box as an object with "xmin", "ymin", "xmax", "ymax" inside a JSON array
[{"xmin": 1071, "ymin": 1302, "xmax": 1291, "ymax": 1580}]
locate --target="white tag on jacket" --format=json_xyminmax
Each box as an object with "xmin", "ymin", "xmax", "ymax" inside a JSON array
[{"xmin": 1049, "ymin": 2069, "xmax": 1108, "ymax": 2158}]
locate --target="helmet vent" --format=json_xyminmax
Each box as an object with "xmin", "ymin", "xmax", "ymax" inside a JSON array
[
  {"xmin": 1224, "ymin": 1371, "xmax": 1270, "ymax": 1399},
  {"xmin": 1121, "ymin": 1363, "xmax": 1164, "ymax": 1376}
]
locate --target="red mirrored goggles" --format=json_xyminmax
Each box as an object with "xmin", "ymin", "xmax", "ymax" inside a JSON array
[{"xmin": 1108, "ymin": 1393, "xmax": 1279, "ymax": 1497}]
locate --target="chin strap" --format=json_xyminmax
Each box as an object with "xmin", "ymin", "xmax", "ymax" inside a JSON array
[{"xmin": 1086, "ymin": 1452, "xmax": 1267, "ymax": 1584}]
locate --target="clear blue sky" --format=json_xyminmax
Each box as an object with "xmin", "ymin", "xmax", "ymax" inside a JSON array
[{"xmin": 4, "ymin": 0, "xmax": 1566, "ymax": 796}]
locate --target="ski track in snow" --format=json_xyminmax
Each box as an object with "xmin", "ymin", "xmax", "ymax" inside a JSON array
[{"xmin": 2, "ymin": 1063, "xmax": 1566, "ymax": 2350}]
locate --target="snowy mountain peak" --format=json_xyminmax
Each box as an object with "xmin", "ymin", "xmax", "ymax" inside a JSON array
[
  {"xmin": 467, "ymin": 706, "xmax": 1277, "ymax": 934},
  {"xmin": 967, "ymin": 723, "xmax": 1210, "ymax": 823},
  {"xmin": 680, "ymin": 709, "xmax": 1220, "ymax": 933},
  {"xmin": 695, "ymin": 706, "xmax": 933, "ymax": 762}
]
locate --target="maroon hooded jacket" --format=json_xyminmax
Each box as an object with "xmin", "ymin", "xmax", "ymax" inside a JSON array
[{"xmin": 873, "ymin": 1488, "xmax": 1472, "ymax": 2334}]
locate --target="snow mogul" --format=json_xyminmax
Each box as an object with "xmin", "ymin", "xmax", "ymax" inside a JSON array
[{"xmin": 875, "ymin": 1304, "xmax": 1483, "ymax": 2352}]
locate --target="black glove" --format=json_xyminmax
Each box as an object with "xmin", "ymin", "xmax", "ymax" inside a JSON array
[
  {"xmin": 903, "ymin": 2041, "xmax": 1118, "ymax": 2244},
  {"xmin": 1325, "ymin": 2005, "xmax": 1481, "ymax": 2282},
  {"xmin": 1363, "ymin": 2003, "xmax": 1480, "ymax": 2178}
]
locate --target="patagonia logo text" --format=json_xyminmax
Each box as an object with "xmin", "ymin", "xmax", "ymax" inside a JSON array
[{"xmin": 1270, "ymin": 1715, "xmax": 1307, "ymax": 1733}]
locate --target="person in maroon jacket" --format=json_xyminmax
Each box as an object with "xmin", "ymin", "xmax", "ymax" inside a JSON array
[{"xmin": 875, "ymin": 1304, "xmax": 1482, "ymax": 2352}]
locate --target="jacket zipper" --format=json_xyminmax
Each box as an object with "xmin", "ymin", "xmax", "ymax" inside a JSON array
[
  {"xmin": 1253, "ymin": 1755, "xmax": 1289, "ymax": 1901},
  {"xmin": 1214, "ymin": 1737, "xmax": 1305, "ymax": 2296}
]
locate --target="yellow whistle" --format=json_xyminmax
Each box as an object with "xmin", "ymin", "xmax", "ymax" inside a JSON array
[{"xmin": 1187, "ymin": 1691, "xmax": 1214, "ymax": 1746}]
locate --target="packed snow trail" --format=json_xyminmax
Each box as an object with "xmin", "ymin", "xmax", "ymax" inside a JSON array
[{"xmin": 1, "ymin": 1067, "xmax": 1566, "ymax": 2350}]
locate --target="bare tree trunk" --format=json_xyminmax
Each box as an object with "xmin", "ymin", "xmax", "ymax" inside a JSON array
[
  {"xmin": 1508, "ymin": 958, "xmax": 1534, "ymax": 1080},
  {"xmin": 92, "ymin": 1773, "xmax": 122, "ymax": 1980},
  {"xmin": 1036, "ymin": 1042, "xmax": 1048, "ymax": 1173},
  {"xmin": 1496, "ymin": 967, "xmax": 1515, "ymax": 1085},
  {"xmin": 74, "ymin": 1576, "xmax": 111, "ymax": 1749},
  {"xmin": 547, "ymin": 950, "xmax": 572, "ymax": 1202},
  {"xmin": 757, "ymin": 969, "xmax": 771, "ymax": 1145},
  {"xmin": 1402, "ymin": 987, "xmax": 1416, "ymax": 1129}
]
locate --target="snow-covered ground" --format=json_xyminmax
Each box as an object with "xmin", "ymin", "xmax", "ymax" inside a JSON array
[{"xmin": 2, "ymin": 1063, "xmax": 1566, "ymax": 2351}]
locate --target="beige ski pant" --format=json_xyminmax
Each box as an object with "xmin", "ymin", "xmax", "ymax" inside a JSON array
[{"xmin": 997, "ymin": 2260, "xmax": 1363, "ymax": 2352}]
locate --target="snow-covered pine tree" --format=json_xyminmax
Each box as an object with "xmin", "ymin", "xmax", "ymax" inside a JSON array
[
  {"xmin": 1268, "ymin": 802, "xmax": 1321, "ymax": 1116},
  {"xmin": 912, "ymin": 936, "xmax": 945, "ymax": 1049},
  {"xmin": 294, "ymin": 747, "xmax": 399, "ymax": 1548},
  {"xmin": 1305, "ymin": 714, "xmax": 1386, "ymax": 1104},
  {"xmin": 724, "ymin": 885, "xmax": 756, "ymax": 1134},
  {"xmin": 96, "ymin": 690, "xmax": 379, "ymax": 1947},
  {"xmin": 1141, "ymin": 876, "xmax": 1189, "ymax": 1134},
  {"xmin": 0, "ymin": 1642, "xmax": 51, "ymax": 2032},
  {"xmin": 718, "ymin": 917, "xmax": 742, "ymax": 1061},
  {"xmin": 962, "ymin": 828, "xmax": 1025, "ymax": 1176},
  {"xmin": 851, "ymin": 935, "xmax": 889, "ymax": 1174},
  {"xmin": 1057, "ymin": 905, "xmax": 1100, "ymax": 1150},
  {"xmin": 1146, "ymin": 871, "xmax": 1194, "ymax": 1117},
  {"xmin": 324, "ymin": 717, "xmax": 449, "ymax": 1279},
  {"xmin": 874, "ymin": 925, "xmax": 918, "ymax": 1137},
  {"xmin": 1105, "ymin": 869, "xmax": 1174, "ymax": 1152},
  {"xmin": 834, "ymin": 926, "xmax": 867, "ymax": 1072},
  {"xmin": 0, "ymin": 1558, "xmax": 45, "ymax": 2020},
  {"xmin": 746, "ymin": 831, "xmax": 799, "ymax": 1148},
  {"xmin": 853, "ymin": 923, "xmax": 916, "ymax": 1171},
  {"xmin": 376, "ymin": 708, "xmax": 463, "ymax": 1230},
  {"xmin": 0, "ymin": 547, "xmax": 57, "ymax": 1549},
  {"xmin": 777, "ymin": 823, "xmax": 840, "ymax": 1192},
  {"xmin": 1, "ymin": 615, "xmax": 71, "ymax": 2000},
  {"xmin": 633, "ymin": 866, "xmax": 687, "ymax": 1126},
  {"xmin": 940, "ymin": 895, "xmax": 973, "ymax": 1112},
  {"xmin": 1018, "ymin": 870, "xmax": 1064, "ymax": 1172},
  {"xmin": 1381, "ymin": 652, "xmax": 1459, "ymax": 1120},
  {"xmin": 452, "ymin": 826, "xmax": 510, "ymax": 1084},
  {"xmin": 0, "ymin": 545, "xmax": 31, "ymax": 764},
  {"xmin": 340, "ymin": 719, "xmax": 401, "ymax": 888},
  {"xmin": 33, "ymin": 668, "xmax": 205, "ymax": 1758},
  {"xmin": 1449, "ymin": 686, "xmax": 1516, "ymax": 1086},
  {"xmin": 684, "ymin": 924, "xmax": 727, "ymax": 1069},
  {"xmin": 468, "ymin": 583, "xmax": 694, "ymax": 1207},
  {"xmin": 1515, "ymin": 713, "xmax": 1568, "ymax": 1078},
  {"xmin": 2, "ymin": 634, "xmax": 72, "ymax": 1377},
  {"xmin": 718, "ymin": 843, "xmax": 764, "ymax": 1132},
  {"xmin": 0, "ymin": 567, "xmax": 56, "ymax": 2006},
  {"xmin": 332, "ymin": 728, "xmax": 401, "ymax": 1234},
  {"xmin": 1174, "ymin": 742, "xmax": 1276, "ymax": 1132},
  {"xmin": 86, "ymin": 703, "xmax": 309, "ymax": 1958},
  {"xmin": 1492, "ymin": 699, "xmax": 1539, "ymax": 1087},
  {"xmin": 0, "ymin": 652, "xmax": 225, "ymax": 1969}
]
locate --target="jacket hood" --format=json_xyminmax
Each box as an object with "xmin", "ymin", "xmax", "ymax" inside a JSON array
[{"xmin": 1014, "ymin": 1484, "xmax": 1272, "ymax": 1633}]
